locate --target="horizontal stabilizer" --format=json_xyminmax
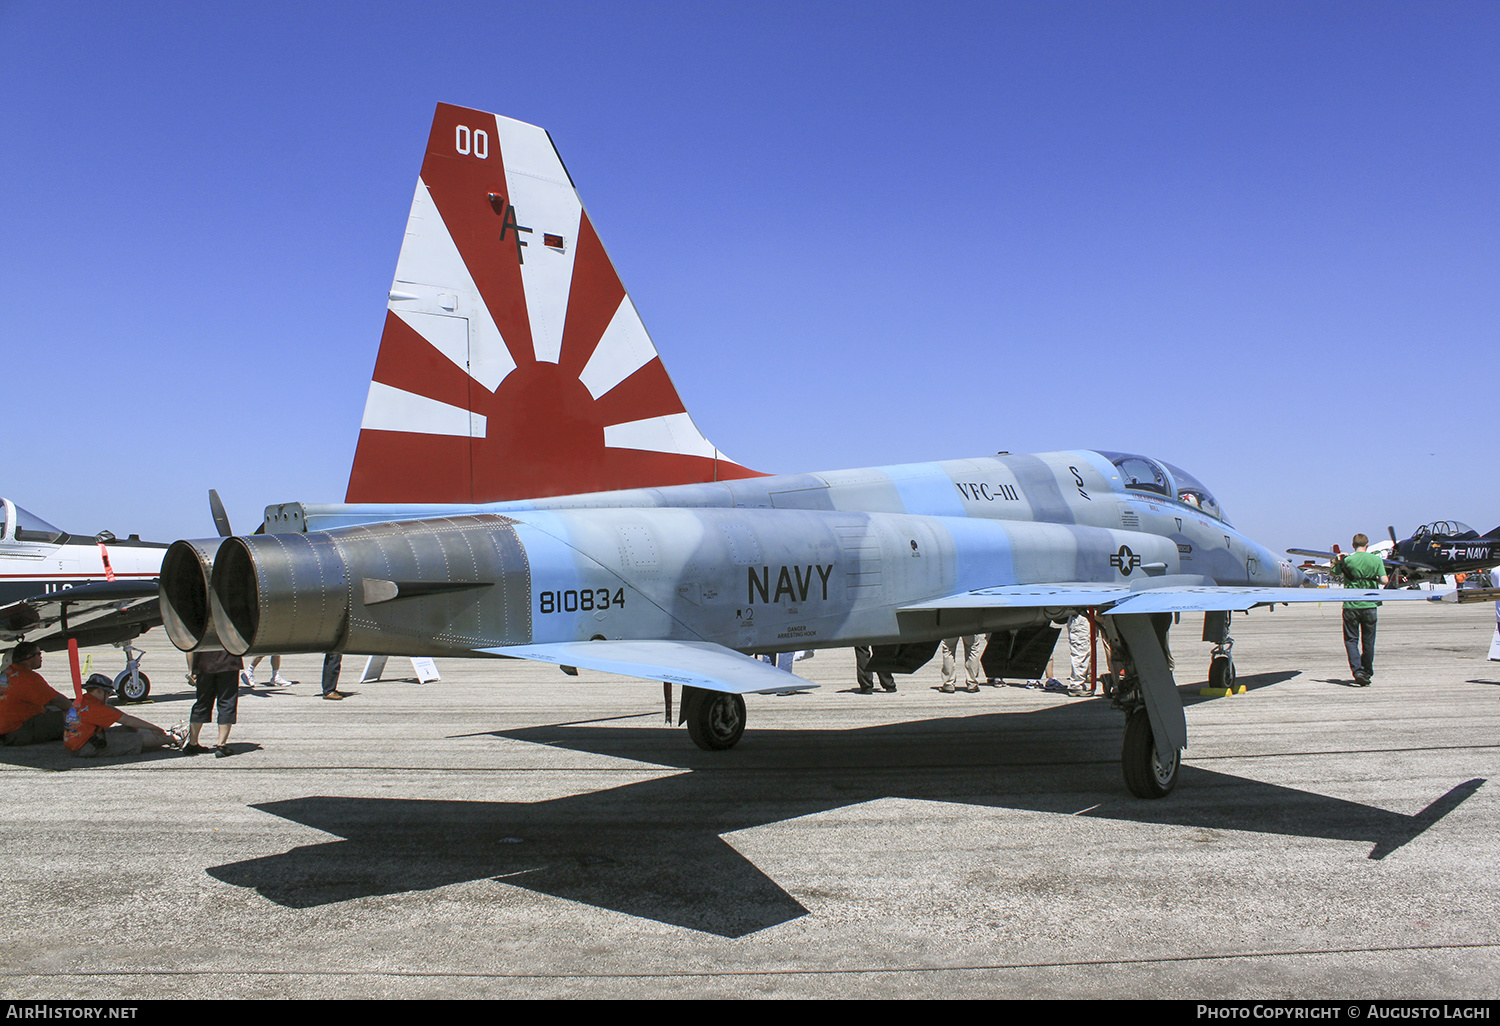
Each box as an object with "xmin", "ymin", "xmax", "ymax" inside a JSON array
[{"xmin": 478, "ymin": 640, "xmax": 816, "ymax": 694}]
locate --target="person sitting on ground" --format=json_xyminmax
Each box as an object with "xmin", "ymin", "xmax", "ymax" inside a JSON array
[
  {"xmin": 64, "ymin": 674, "xmax": 182, "ymax": 758},
  {"xmin": 0, "ymin": 642, "xmax": 74, "ymax": 746}
]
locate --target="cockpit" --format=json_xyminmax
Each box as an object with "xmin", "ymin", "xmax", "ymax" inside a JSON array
[
  {"xmin": 1413, "ymin": 521, "xmax": 1477, "ymax": 540},
  {"xmin": 1096, "ymin": 453, "xmax": 1230, "ymax": 524},
  {"xmin": 1, "ymin": 499, "xmax": 67, "ymax": 545}
]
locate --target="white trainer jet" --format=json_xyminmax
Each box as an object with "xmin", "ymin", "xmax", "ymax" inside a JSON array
[{"xmin": 0, "ymin": 496, "xmax": 167, "ymax": 698}]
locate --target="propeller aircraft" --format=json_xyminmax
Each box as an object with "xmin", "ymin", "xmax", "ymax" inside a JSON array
[{"xmin": 1290, "ymin": 521, "xmax": 1500, "ymax": 587}]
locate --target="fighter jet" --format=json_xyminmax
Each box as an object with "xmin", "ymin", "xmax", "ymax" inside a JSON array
[
  {"xmin": 159, "ymin": 104, "xmax": 1443, "ymax": 798},
  {"xmin": 1289, "ymin": 522, "xmax": 1500, "ymax": 587},
  {"xmin": 0, "ymin": 496, "xmax": 167, "ymax": 698}
]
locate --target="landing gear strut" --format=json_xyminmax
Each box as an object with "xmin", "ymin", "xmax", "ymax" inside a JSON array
[
  {"xmin": 1204, "ymin": 610, "xmax": 1235, "ymax": 692},
  {"xmin": 1103, "ymin": 614, "xmax": 1187, "ymax": 799},
  {"xmin": 112, "ymin": 643, "xmax": 151, "ymax": 702},
  {"xmin": 679, "ymin": 686, "xmax": 746, "ymax": 751},
  {"xmin": 1208, "ymin": 652, "xmax": 1235, "ymax": 691}
]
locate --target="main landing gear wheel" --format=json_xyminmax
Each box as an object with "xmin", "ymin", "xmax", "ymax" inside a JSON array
[
  {"xmin": 114, "ymin": 670, "xmax": 150, "ymax": 702},
  {"xmin": 1208, "ymin": 655, "xmax": 1235, "ymax": 692},
  {"xmin": 1122, "ymin": 708, "xmax": 1179, "ymax": 799},
  {"xmin": 684, "ymin": 689, "xmax": 746, "ymax": 751}
]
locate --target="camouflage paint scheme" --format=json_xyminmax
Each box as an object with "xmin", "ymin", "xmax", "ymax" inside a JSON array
[
  {"xmin": 158, "ymin": 105, "xmax": 1446, "ymax": 795},
  {"xmin": 263, "ymin": 448, "xmax": 1301, "ymax": 659}
]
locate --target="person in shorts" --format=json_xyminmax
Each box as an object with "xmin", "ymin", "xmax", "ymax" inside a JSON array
[{"xmin": 188, "ymin": 648, "xmax": 243, "ymax": 755}]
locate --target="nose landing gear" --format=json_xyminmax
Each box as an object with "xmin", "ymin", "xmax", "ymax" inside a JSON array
[
  {"xmin": 112, "ymin": 643, "xmax": 151, "ymax": 702},
  {"xmin": 1207, "ymin": 651, "xmax": 1235, "ymax": 692},
  {"xmin": 1203, "ymin": 610, "xmax": 1236, "ymax": 694}
]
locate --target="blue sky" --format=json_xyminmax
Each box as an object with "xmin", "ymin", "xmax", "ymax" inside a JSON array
[{"xmin": 2, "ymin": 0, "xmax": 1496, "ymax": 554}]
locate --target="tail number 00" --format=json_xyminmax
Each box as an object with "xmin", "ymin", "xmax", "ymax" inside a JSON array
[{"xmin": 455, "ymin": 125, "xmax": 489, "ymax": 159}]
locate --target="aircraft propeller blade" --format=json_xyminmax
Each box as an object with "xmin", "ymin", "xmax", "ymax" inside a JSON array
[
  {"xmin": 209, "ymin": 489, "xmax": 232, "ymax": 538},
  {"xmin": 1388, "ymin": 525, "xmax": 1398, "ymax": 546}
]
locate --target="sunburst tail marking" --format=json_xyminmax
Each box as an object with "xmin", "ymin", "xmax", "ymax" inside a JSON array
[{"xmin": 346, "ymin": 103, "xmax": 764, "ymax": 504}]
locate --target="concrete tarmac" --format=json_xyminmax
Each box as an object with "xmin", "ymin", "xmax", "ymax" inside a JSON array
[{"xmin": 2, "ymin": 600, "xmax": 1497, "ymax": 999}]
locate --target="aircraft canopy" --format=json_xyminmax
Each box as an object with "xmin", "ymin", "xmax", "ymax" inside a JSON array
[
  {"xmin": 6, "ymin": 501, "xmax": 66, "ymax": 544},
  {"xmin": 1161, "ymin": 461, "xmax": 1229, "ymax": 524},
  {"xmin": 1414, "ymin": 521, "xmax": 1476, "ymax": 539},
  {"xmin": 1096, "ymin": 454, "xmax": 1230, "ymax": 525}
]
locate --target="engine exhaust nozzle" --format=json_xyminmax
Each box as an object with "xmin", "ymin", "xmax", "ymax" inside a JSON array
[
  {"xmin": 209, "ymin": 533, "xmax": 351, "ymax": 655},
  {"xmin": 159, "ymin": 539, "xmax": 226, "ymax": 652}
]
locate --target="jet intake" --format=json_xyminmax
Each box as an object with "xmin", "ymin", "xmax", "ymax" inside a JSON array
[
  {"xmin": 159, "ymin": 539, "xmax": 226, "ymax": 651},
  {"xmin": 210, "ymin": 533, "xmax": 350, "ymax": 655}
]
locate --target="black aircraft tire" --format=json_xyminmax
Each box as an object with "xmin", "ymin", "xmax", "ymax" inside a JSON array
[
  {"xmin": 1122, "ymin": 708, "xmax": 1179, "ymax": 799},
  {"xmin": 685, "ymin": 690, "xmax": 746, "ymax": 751},
  {"xmin": 115, "ymin": 671, "xmax": 150, "ymax": 702},
  {"xmin": 1208, "ymin": 655, "xmax": 1235, "ymax": 692}
]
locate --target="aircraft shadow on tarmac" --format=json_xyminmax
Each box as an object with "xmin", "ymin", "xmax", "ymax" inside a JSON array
[{"xmin": 207, "ymin": 678, "xmax": 1485, "ymax": 938}]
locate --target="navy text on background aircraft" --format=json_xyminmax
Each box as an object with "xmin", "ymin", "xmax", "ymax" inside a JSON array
[{"xmin": 158, "ymin": 104, "xmax": 1441, "ymax": 798}]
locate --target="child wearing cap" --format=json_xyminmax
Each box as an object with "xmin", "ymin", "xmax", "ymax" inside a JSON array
[{"xmin": 64, "ymin": 674, "xmax": 183, "ymax": 758}]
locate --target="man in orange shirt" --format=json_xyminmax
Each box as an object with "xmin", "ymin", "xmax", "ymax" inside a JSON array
[
  {"xmin": 0, "ymin": 642, "xmax": 73, "ymax": 745},
  {"xmin": 64, "ymin": 674, "xmax": 182, "ymax": 758}
]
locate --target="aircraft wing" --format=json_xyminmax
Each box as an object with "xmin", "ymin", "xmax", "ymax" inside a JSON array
[
  {"xmin": 0, "ymin": 581, "xmax": 162, "ymax": 648},
  {"xmin": 1288, "ymin": 547, "xmax": 1419, "ymax": 572},
  {"xmin": 901, "ymin": 579, "xmax": 1447, "ymax": 617},
  {"xmin": 899, "ymin": 583, "xmax": 1141, "ymax": 611},
  {"xmin": 1105, "ymin": 586, "xmax": 1439, "ymax": 614},
  {"xmin": 478, "ymin": 640, "xmax": 817, "ymax": 694}
]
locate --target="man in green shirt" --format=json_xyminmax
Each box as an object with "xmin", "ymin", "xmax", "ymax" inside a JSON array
[{"xmin": 1333, "ymin": 534, "xmax": 1389, "ymax": 686}]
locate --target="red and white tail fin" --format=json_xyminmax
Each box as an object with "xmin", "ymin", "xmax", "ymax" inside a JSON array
[{"xmin": 346, "ymin": 103, "xmax": 762, "ymax": 504}]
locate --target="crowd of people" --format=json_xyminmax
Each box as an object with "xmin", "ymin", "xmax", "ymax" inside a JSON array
[{"xmin": 855, "ymin": 617, "xmax": 1102, "ymax": 697}]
